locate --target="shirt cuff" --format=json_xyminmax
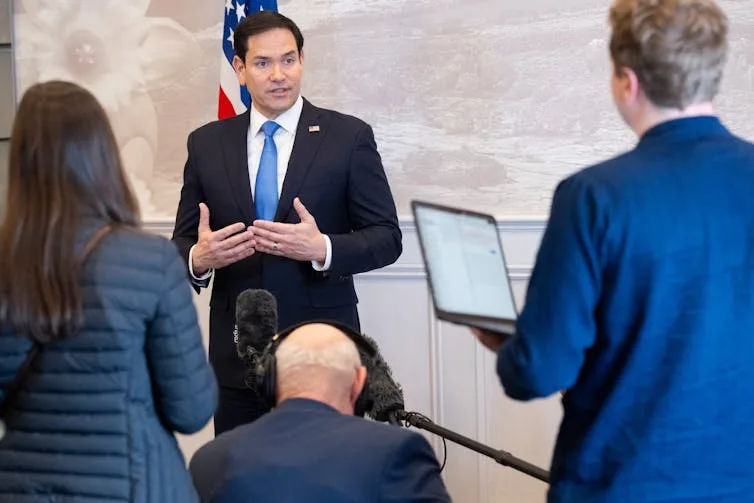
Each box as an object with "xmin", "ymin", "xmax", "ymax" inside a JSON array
[
  {"xmin": 312, "ymin": 235, "xmax": 332, "ymax": 272},
  {"xmin": 189, "ymin": 244, "xmax": 214, "ymax": 281}
]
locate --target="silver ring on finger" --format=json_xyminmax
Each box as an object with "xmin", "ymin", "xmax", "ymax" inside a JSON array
[{"xmin": 273, "ymin": 241, "xmax": 279, "ymax": 250}]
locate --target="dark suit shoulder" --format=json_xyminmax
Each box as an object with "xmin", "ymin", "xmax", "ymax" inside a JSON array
[
  {"xmin": 370, "ymin": 422, "xmax": 451, "ymax": 501},
  {"xmin": 563, "ymin": 149, "xmax": 635, "ymax": 186},
  {"xmin": 334, "ymin": 413, "xmax": 431, "ymax": 451},
  {"xmin": 189, "ymin": 425, "xmax": 243, "ymax": 501},
  {"xmin": 189, "ymin": 428, "xmax": 230, "ymax": 472},
  {"xmin": 552, "ymin": 144, "xmax": 662, "ymax": 214},
  {"xmin": 306, "ymin": 101, "xmax": 371, "ymax": 132},
  {"xmin": 189, "ymin": 112, "xmax": 248, "ymax": 143},
  {"xmin": 569, "ymin": 123, "xmax": 754, "ymax": 189},
  {"xmin": 370, "ymin": 424, "xmax": 439, "ymax": 470},
  {"xmin": 270, "ymin": 404, "xmax": 426, "ymax": 451}
]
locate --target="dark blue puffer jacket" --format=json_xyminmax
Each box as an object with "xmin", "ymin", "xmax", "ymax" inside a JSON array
[{"xmin": 0, "ymin": 219, "xmax": 218, "ymax": 502}]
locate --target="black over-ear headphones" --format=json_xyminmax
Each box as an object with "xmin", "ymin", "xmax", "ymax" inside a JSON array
[{"xmin": 253, "ymin": 319, "xmax": 376, "ymax": 415}]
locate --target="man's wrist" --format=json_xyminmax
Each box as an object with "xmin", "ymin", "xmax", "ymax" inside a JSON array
[
  {"xmin": 315, "ymin": 235, "xmax": 327, "ymax": 263},
  {"xmin": 192, "ymin": 256, "xmax": 209, "ymax": 275},
  {"xmin": 189, "ymin": 245, "xmax": 213, "ymax": 280},
  {"xmin": 312, "ymin": 235, "xmax": 332, "ymax": 272}
]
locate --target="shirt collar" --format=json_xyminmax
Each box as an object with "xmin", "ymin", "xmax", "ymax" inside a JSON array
[
  {"xmin": 639, "ymin": 115, "xmax": 730, "ymax": 145},
  {"xmin": 249, "ymin": 95, "xmax": 304, "ymax": 137}
]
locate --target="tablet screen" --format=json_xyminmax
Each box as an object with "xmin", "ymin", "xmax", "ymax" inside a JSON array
[{"xmin": 414, "ymin": 204, "xmax": 517, "ymax": 320}]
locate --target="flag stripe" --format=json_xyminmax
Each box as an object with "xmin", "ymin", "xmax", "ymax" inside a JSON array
[
  {"xmin": 218, "ymin": 87, "xmax": 236, "ymax": 122},
  {"xmin": 220, "ymin": 58, "xmax": 245, "ymax": 113}
]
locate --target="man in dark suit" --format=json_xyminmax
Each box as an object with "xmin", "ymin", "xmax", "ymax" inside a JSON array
[
  {"xmin": 189, "ymin": 322, "xmax": 451, "ymax": 503},
  {"xmin": 172, "ymin": 11, "xmax": 402, "ymax": 435}
]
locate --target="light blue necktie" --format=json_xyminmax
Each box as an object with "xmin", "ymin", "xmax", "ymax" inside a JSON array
[{"xmin": 255, "ymin": 120, "xmax": 282, "ymax": 221}]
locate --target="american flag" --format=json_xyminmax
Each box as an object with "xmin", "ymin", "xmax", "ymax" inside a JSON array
[{"xmin": 218, "ymin": 0, "xmax": 279, "ymax": 119}]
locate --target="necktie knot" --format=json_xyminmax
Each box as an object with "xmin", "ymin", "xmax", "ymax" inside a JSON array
[{"xmin": 261, "ymin": 120, "xmax": 281, "ymax": 138}]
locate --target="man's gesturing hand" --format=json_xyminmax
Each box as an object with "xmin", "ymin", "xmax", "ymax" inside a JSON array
[
  {"xmin": 191, "ymin": 203, "xmax": 256, "ymax": 274},
  {"xmin": 253, "ymin": 198, "xmax": 327, "ymax": 263}
]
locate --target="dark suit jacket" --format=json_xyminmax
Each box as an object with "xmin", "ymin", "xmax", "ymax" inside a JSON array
[
  {"xmin": 172, "ymin": 99, "xmax": 402, "ymax": 387},
  {"xmin": 189, "ymin": 398, "xmax": 452, "ymax": 503}
]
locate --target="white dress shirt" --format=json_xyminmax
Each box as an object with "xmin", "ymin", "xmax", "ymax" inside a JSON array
[{"xmin": 188, "ymin": 95, "xmax": 332, "ymax": 281}]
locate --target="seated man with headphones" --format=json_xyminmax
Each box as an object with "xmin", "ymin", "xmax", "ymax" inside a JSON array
[{"xmin": 189, "ymin": 321, "xmax": 452, "ymax": 503}]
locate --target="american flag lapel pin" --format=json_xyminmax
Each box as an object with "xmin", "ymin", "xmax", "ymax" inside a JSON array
[{"xmin": 308, "ymin": 125, "xmax": 320, "ymax": 133}]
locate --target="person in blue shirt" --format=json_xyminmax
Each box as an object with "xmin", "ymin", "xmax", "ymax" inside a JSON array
[{"xmin": 475, "ymin": 1, "xmax": 754, "ymax": 501}]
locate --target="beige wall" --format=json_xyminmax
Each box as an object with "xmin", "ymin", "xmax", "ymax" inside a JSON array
[
  {"xmin": 11, "ymin": 1, "xmax": 754, "ymax": 221},
  {"xmin": 10, "ymin": 1, "xmax": 754, "ymax": 220}
]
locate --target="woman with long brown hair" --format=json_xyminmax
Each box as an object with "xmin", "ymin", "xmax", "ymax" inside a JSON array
[{"xmin": 0, "ymin": 81, "xmax": 217, "ymax": 502}]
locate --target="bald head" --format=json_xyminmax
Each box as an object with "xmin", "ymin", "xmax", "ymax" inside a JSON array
[
  {"xmin": 280, "ymin": 323, "xmax": 360, "ymax": 363},
  {"xmin": 275, "ymin": 323, "xmax": 367, "ymax": 414}
]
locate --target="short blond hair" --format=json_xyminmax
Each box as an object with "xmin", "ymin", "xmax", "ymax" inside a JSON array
[{"xmin": 609, "ymin": 0, "xmax": 728, "ymax": 109}]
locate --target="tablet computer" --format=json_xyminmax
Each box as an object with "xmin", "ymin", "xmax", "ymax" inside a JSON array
[{"xmin": 411, "ymin": 200, "xmax": 517, "ymax": 335}]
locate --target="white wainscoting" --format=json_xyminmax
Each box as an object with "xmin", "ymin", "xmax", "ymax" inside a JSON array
[{"xmin": 144, "ymin": 218, "xmax": 561, "ymax": 503}]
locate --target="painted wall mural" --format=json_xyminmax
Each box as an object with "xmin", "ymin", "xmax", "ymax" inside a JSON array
[{"xmin": 12, "ymin": 0, "xmax": 754, "ymax": 220}]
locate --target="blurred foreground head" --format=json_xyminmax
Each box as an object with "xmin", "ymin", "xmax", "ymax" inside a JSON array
[
  {"xmin": 608, "ymin": 0, "xmax": 728, "ymax": 131},
  {"xmin": 0, "ymin": 81, "xmax": 139, "ymax": 341}
]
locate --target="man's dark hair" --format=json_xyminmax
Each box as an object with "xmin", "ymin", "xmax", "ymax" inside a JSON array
[{"xmin": 233, "ymin": 11, "xmax": 305, "ymax": 62}]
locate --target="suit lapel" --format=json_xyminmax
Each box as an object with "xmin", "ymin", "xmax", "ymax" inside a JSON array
[
  {"xmin": 274, "ymin": 99, "xmax": 327, "ymax": 222},
  {"xmin": 223, "ymin": 110, "xmax": 255, "ymax": 223}
]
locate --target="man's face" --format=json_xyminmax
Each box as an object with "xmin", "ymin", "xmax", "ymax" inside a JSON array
[{"xmin": 234, "ymin": 28, "xmax": 303, "ymax": 119}]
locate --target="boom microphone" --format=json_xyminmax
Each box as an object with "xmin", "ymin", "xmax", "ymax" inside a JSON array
[
  {"xmin": 233, "ymin": 288, "xmax": 406, "ymax": 423},
  {"xmin": 233, "ymin": 292, "xmax": 550, "ymax": 482},
  {"xmin": 234, "ymin": 289, "xmax": 278, "ymax": 369},
  {"xmin": 357, "ymin": 333, "xmax": 405, "ymax": 424}
]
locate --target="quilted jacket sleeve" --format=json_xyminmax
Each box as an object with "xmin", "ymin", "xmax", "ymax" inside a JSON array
[{"xmin": 147, "ymin": 239, "xmax": 218, "ymax": 434}]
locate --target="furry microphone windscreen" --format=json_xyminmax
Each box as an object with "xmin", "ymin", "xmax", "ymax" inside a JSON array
[
  {"xmin": 358, "ymin": 332, "xmax": 405, "ymax": 422},
  {"xmin": 234, "ymin": 289, "xmax": 278, "ymax": 361}
]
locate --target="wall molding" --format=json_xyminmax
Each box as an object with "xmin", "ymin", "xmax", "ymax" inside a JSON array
[
  {"xmin": 361, "ymin": 264, "xmax": 532, "ymax": 280},
  {"xmin": 141, "ymin": 216, "xmax": 548, "ymax": 235},
  {"xmin": 394, "ymin": 217, "xmax": 547, "ymax": 233},
  {"xmin": 143, "ymin": 220, "xmax": 178, "ymax": 236}
]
